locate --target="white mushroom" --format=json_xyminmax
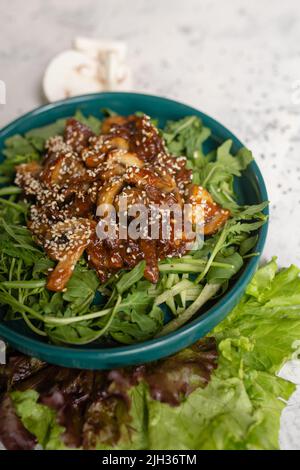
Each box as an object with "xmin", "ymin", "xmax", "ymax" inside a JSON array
[{"xmin": 43, "ymin": 38, "xmax": 132, "ymax": 102}]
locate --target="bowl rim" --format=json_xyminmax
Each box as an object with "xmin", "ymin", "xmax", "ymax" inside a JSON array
[{"xmin": 0, "ymin": 92, "xmax": 269, "ymax": 368}]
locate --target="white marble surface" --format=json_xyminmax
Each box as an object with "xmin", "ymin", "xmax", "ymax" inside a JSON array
[
  {"xmin": 279, "ymin": 360, "xmax": 300, "ymax": 449},
  {"xmin": 0, "ymin": 0, "xmax": 300, "ymax": 450}
]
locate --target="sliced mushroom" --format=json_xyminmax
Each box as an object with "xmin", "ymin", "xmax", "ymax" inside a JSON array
[
  {"xmin": 188, "ymin": 185, "xmax": 230, "ymax": 235},
  {"xmin": 204, "ymin": 210, "xmax": 231, "ymax": 235},
  {"xmin": 140, "ymin": 239, "xmax": 159, "ymax": 283},
  {"xmin": 108, "ymin": 150, "xmax": 143, "ymax": 168},
  {"xmin": 108, "ymin": 137, "xmax": 129, "ymax": 151},
  {"xmin": 97, "ymin": 178, "xmax": 124, "ymax": 207},
  {"xmin": 44, "ymin": 218, "xmax": 94, "ymax": 292},
  {"xmin": 124, "ymin": 168, "xmax": 176, "ymax": 193},
  {"xmin": 43, "ymin": 50, "xmax": 101, "ymax": 103},
  {"xmin": 81, "ymin": 146, "xmax": 106, "ymax": 169},
  {"xmin": 82, "ymin": 136, "xmax": 131, "ymax": 169},
  {"xmin": 15, "ymin": 162, "xmax": 42, "ymax": 196},
  {"xmin": 101, "ymin": 116, "xmax": 128, "ymax": 133},
  {"xmin": 46, "ymin": 245, "xmax": 87, "ymax": 292},
  {"xmin": 114, "ymin": 187, "xmax": 148, "ymax": 212},
  {"xmin": 40, "ymin": 150, "xmax": 87, "ymax": 187},
  {"xmin": 100, "ymin": 150, "xmax": 144, "ymax": 180},
  {"xmin": 64, "ymin": 118, "xmax": 95, "ymax": 154}
]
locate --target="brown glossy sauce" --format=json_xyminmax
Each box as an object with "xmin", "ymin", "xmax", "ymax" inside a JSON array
[{"xmin": 15, "ymin": 114, "xmax": 230, "ymax": 291}]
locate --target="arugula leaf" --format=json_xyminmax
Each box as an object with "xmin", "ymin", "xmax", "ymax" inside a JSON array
[
  {"xmin": 216, "ymin": 141, "xmax": 253, "ymax": 176},
  {"xmin": 109, "ymin": 285, "xmax": 163, "ymax": 343},
  {"xmin": 200, "ymin": 146, "xmax": 254, "ymax": 212},
  {"xmin": 206, "ymin": 252, "xmax": 243, "ymax": 284},
  {"xmin": 161, "ymin": 117, "xmax": 257, "ymax": 216},
  {"xmin": 239, "ymin": 234, "xmax": 259, "ymax": 256},
  {"xmin": 163, "ymin": 116, "xmax": 211, "ymax": 159},
  {"xmin": 62, "ymin": 266, "xmax": 100, "ymax": 315},
  {"xmin": 116, "ymin": 261, "xmax": 146, "ymax": 294},
  {"xmin": 25, "ymin": 119, "xmax": 66, "ymax": 151},
  {"xmin": 0, "ymin": 136, "xmax": 40, "ymax": 181},
  {"xmin": 74, "ymin": 110, "xmax": 102, "ymax": 135}
]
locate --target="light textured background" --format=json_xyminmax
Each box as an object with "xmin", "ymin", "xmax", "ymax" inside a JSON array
[{"xmin": 0, "ymin": 0, "xmax": 300, "ymax": 450}]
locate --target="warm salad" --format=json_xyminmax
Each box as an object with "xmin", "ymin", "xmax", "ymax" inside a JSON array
[{"xmin": 0, "ymin": 111, "xmax": 267, "ymax": 345}]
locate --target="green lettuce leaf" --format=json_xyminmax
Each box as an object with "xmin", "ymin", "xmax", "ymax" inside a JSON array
[
  {"xmin": 147, "ymin": 374, "xmax": 257, "ymax": 450},
  {"xmin": 10, "ymin": 390, "xmax": 68, "ymax": 450},
  {"xmin": 147, "ymin": 259, "xmax": 300, "ymax": 449}
]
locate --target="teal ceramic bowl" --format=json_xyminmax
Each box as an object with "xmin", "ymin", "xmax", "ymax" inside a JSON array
[{"xmin": 0, "ymin": 93, "xmax": 268, "ymax": 369}]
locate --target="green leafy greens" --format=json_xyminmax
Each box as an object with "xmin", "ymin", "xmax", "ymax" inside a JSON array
[
  {"xmin": 148, "ymin": 259, "xmax": 300, "ymax": 449},
  {"xmin": 4, "ymin": 259, "xmax": 300, "ymax": 450},
  {"xmin": 0, "ymin": 112, "xmax": 267, "ymax": 345}
]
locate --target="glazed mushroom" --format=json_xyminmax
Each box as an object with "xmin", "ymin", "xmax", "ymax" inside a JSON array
[
  {"xmin": 15, "ymin": 162, "xmax": 42, "ymax": 196},
  {"xmin": 15, "ymin": 115, "xmax": 232, "ymax": 291},
  {"xmin": 97, "ymin": 178, "xmax": 124, "ymax": 207},
  {"xmin": 44, "ymin": 218, "xmax": 94, "ymax": 292},
  {"xmin": 124, "ymin": 167, "xmax": 176, "ymax": 193},
  {"xmin": 188, "ymin": 185, "xmax": 230, "ymax": 235}
]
